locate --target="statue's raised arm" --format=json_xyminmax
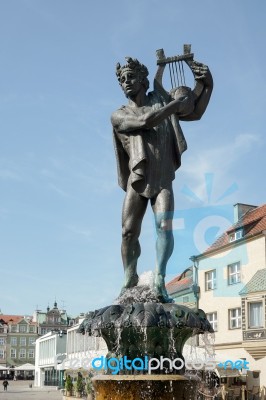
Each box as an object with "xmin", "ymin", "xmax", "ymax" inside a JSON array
[
  {"xmin": 178, "ymin": 59, "xmax": 213, "ymax": 121},
  {"xmin": 154, "ymin": 44, "xmax": 213, "ymax": 121}
]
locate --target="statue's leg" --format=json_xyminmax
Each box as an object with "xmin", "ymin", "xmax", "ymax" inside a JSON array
[
  {"xmin": 151, "ymin": 187, "xmax": 174, "ymax": 302},
  {"xmin": 121, "ymin": 185, "xmax": 148, "ymax": 290}
]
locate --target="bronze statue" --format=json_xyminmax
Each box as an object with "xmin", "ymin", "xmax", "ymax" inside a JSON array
[{"xmin": 111, "ymin": 46, "xmax": 213, "ymax": 302}]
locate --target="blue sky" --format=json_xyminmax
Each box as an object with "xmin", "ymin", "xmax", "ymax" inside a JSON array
[{"xmin": 0, "ymin": 0, "xmax": 265, "ymax": 317}]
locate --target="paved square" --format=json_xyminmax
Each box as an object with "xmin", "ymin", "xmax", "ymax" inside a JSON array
[{"xmin": 0, "ymin": 381, "xmax": 63, "ymax": 400}]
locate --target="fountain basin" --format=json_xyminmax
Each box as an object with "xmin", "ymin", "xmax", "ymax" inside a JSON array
[
  {"xmin": 78, "ymin": 301, "xmax": 213, "ymax": 374},
  {"xmin": 92, "ymin": 374, "xmax": 199, "ymax": 400}
]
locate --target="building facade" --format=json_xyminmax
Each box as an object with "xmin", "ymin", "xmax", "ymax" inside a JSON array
[
  {"xmin": 65, "ymin": 321, "xmax": 107, "ymax": 371},
  {"xmin": 195, "ymin": 203, "xmax": 266, "ymax": 387},
  {"xmin": 33, "ymin": 302, "xmax": 70, "ymax": 336},
  {"xmin": 0, "ymin": 303, "xmax": 72, "ymax": 372},
  {"xmin": 0, "ymin": 318, "xmax": 8, "ymax": 370},
  {"xmin": 166, "ymin": 266, "xmax": 198, "ymax": 308},
  {"xmin": 0, "ymin": 315, "xmax": 38, "ymax": 369},
  {"xmin": 34, "ymin": 330, "xmax": 67, "ymax": 387},
  {"xmin": 34, "ymin": 316, "xmax": 107, "ymax": 388}
]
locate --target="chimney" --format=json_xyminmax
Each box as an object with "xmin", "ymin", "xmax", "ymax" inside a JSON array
[{"xmin": 234, "ymin": 203, "xmax": 257, "ymax": 223}]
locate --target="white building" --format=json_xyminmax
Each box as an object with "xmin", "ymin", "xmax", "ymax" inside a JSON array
[
  {"xmin": 34, "ymin": 330, "xmax": 67, "ymax": 387},
  {"xmin": 34, "ymin": 315, "xmax": 108, "ymax": 388},
  {"xmin": 64, "ymin": 322, "xmax": 107, "ymax": 371}
]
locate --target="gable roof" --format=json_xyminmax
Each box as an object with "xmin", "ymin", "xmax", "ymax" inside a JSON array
[
  {"xmin": 239, "ymin": 269, "xmax": 266, "ymax": 295},
  {"xmin": 166, "ymin": 267, "xmax": 193, "ymax": 295},
  {"xmin": 203, "ymin": 203, "xmax": 266, "ymax": 255}
]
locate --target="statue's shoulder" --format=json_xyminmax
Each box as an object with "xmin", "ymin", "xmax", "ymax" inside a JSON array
[
  {"xmin": 111, "ymin": 106, "xmax": 127, "ymax": 128},
  {"xmin": 112, "ymin": 105, "xmax": 127, "ymax": 116},
  {"xmin": 112, "ymin": 104, "xmax": 132, "ymax": 118},
  {"xmin": 147, "ymin": 90, "xmax": 169, "ymax": 106}
]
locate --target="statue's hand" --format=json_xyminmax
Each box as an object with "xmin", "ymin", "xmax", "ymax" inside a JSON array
[
  {"xmin": 170, "ymin": 86, "xmax": 195, "ymax": 116},
  {"xmin": 190, "ymin": 60, "xmax": 213, "ymax": 87}
]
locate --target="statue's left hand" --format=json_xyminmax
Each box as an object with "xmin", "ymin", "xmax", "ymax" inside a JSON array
[{"xmin": 190, "ymin": 60, "xmax": 213, "ymax": 87}]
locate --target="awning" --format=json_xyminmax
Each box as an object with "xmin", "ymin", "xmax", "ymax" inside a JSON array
[
  {"xmin": 215, "ymin": 368, "xmax": 242, "ymax": 378},
  {"xmin": 14, "ymin": 363, "xmax": 35, "ymax": 371},
  {"xmin": 0, "ymin": 365, "xmax": 8, "ymax": 370}
]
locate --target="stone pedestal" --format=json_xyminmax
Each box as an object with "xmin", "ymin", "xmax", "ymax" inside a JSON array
[{"xmin": 92, "ymin": 375, "xmax": 199, "ymax": 400}]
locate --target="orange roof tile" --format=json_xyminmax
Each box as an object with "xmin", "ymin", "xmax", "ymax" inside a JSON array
[
  {"xmin": 166, "ymin": 271, "xmax": 193, "ymax": 295},
  {"xmin": 0, "ymin": 315, "xmax": 24, "ymax": 324},
  {"xmin": 204, "ymin": 203, "xmax": 266, "ymax": 254},
  {"xmin": 0, "ymin": 315, "xmax": 36, "ymax": 324}
]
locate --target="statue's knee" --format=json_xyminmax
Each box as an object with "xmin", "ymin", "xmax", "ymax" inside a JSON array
[
  {"xmin": 157, "ymin": 219, "xmax": 172, "ymax": 233},
  {"xmin": 122, "ymin": 226, "xmax": 136, "ymax": 242}
]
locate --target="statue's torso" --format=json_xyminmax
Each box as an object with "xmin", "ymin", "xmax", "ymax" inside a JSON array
[{"xmin": 115, "ymin": 94, "xmax": 176, "ymax": 198}]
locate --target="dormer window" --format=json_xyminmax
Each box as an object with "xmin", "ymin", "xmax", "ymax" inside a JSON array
[{"xmin": 229, "ymin": 229, "xmax": 243, "ymax": 242}]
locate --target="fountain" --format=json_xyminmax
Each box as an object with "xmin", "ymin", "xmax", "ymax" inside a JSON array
[
  {"xmin": 78, "ymin": 44, "xmax": 214, "ymax": 399},
  {"xmin": 78, "ymin": 279, "xmax": 213, "ymax": 399}
]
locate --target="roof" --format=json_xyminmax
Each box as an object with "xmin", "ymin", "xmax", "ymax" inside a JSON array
[
  {"xmin": 166, "ymin": 267, "xmax": 193, "ymax": 295},
  {"xmin": 239, "ymin": 269, "xmax": 266, "ymax": 295},
  {"xmin": 203, "ymin": 203, "xmax": 266, "ymax": 255},
  {"xmin": 0, "ymin": 315, "xmax": 36, "ymax": 325},
  {"xmin": 0, "ymin": 315, "xmax": 24, "ymax": 324}
]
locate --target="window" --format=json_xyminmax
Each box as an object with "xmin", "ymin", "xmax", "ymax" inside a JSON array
[
  {"xmin": 205, "ymin": 270, "xmax": 216, "ymax": 291},
  {"xmin": 248, "ymin": 302, "xmax": 263, "ymax": 328},
  {"xmin": 0, "ymin": 349, "xmax": 4, "ymax": 359},
  {"xmin": 19, "ymin": 349, "xmax": 26, "ymax": 358},
  {"xmin": 28, "ymin": 349, "xmax": 34, "ymax": 359},
  {"xmin": 19, "ymin": 325, "xmax": 27, "ymax": 333},
  {"xmin": 28, "ymin": 337, "xmax": 35, "ymax": 346},
  {"xmin": 10, "ymin": 337, "xmax": 17, "ymax": 346},
  {"xmin": 229, "ymin": 308, "xmax": 241, "ymax": 329},
  {"xmin": 41, "ymin": 328, "xmax": 46, "ymax": 335},
  {"xmin": 20, "ymin": 337, "xmax": 26, "ymax": 346},
  {"xmin": 229, "ymin": 229, "xmax": 243, "ymax": 242},
  {"xmin": 183, "ymin": 295, "xmax": 189, "ymax": 303},
  {"xmin": 29, "ymin": 326, "xmax": 35, "ymax": 333},
  {"xmin": 206, "ymin": 312, "xmax": 217, "ymax": 331},
  {"xmin": 0, "ymin": 338, "xmax": 5, "ymax": 345},
  {"xmin": 11, "ymin": 325, "xmax": 17, "ymax": 332},
  {"xmin": 10, "ymin": 349, "xmax": 16, "ymax": 358},
  {"xmin": 228, "ymin": 262, "xmax": 241, "ymax": 285}
]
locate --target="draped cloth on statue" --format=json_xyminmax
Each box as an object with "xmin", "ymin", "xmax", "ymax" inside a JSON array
[{"xmin": 113, "ymin": 91, "xmax": 187, "ymax": 199}]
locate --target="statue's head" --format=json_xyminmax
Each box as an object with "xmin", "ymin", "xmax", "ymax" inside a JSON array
[{"xmin": 116, "ymin": 57, "xmax": 149, "ymax": 92}]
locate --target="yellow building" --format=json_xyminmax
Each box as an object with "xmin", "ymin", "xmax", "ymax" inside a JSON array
[{"xmin": 195, "ymin": 203, "xmax": 266, "ymax": 389}]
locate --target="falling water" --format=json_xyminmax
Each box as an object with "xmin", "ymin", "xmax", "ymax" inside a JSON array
[
  {"xmin": 115, "ymin": 327, "xmax": 122, "ymax": 356},
  {"xmin": 169, "ymin": 327, "xmax": 176, "ymax": 361},
  {"xmin": 201, "ymin": 331, "xmax": 216, "ymax": 361}
]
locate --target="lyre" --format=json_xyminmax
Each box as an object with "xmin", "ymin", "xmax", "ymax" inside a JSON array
[{"xmin": 154, "ymin": 44, "xmax": 204, "ymax": 100}]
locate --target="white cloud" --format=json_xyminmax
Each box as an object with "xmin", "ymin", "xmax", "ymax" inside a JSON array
[{"xmin": 180, "ymin": 132, "xmax": 260, "ymax": 204}]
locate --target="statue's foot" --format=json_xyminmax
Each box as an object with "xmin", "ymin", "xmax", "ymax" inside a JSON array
[
  {"xmin": 125, "ymin": 273, "xmax": 139, "ymax": 288},
  {"xmin": 119, "ymin": 273, "xmax": 139, "ymax": 296},
  {"xmin": 153, "ymin": 273, "xmax": 174, "ymax": 303}
]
